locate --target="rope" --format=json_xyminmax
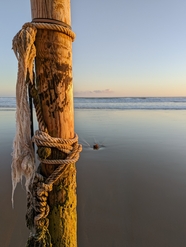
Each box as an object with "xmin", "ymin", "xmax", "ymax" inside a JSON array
[
  {"xmin": 32, "ymin": 18, "xmax": 72, "ymax": 29},
  {"xmin": 26, "ymin": 131, "xmax": 82, "ymax": 246},
  {"xmin": 12, "ymin": 20, "xmax": 81, "ymax": 247},
  {"xmin": 11, "ymin": 24, "xmax": 37, "ymax": 205},
  {"xmin": 34, "ymin": 130, "xmax": 81, "ymax": 161},
  {"xmin": 29, "ymin": 82, "xmax": 47, "ymax": 132},
  {"xmin": 23, "ymin": 21, "xmax": 76, "ymax": 41}
]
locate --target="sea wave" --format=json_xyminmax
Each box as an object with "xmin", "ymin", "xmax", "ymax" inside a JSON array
[
  {"xmin": 1, "ymin": 97, "xmax": 186, "ymax": 110},
  {"xmin": 74, "ymin": 97, "xmax": 186, "ymax": 110}
]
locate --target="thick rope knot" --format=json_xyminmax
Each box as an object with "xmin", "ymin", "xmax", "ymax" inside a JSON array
[
  {"xmin": 33, "ymin": 130, "xmax": 82, "ymax": 165},
  {"xmin": 13, "ymin": 23, "xmax": 37, "ymax": 82},
  {"xmin": 23, "ymin": 21, "xmax": 76, "ymax": 42}
]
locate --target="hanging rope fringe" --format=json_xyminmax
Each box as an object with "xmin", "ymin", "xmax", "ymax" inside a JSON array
[
  {"xmin": 12, "ymin": 22, "xmax": 81, "ymax": 247},
  {"xmin": 11, "ymin": 24, "xmax": 37, "ymax": 205}
]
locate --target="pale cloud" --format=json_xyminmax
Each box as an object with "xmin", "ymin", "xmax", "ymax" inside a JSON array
[
  {"xmin": 74, "ymin": 89, "xmax": 114, "ymax": 97},
  {"xmin": 93, "ymin": 89, "xmax": 113, "ymax": 94}
]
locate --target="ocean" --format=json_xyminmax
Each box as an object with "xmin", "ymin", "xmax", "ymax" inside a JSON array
[
  {"xmin": 1, "ymin": 96, "xmax": 186, "ymax": 246},
  {"xmin": 1, "ymin": 96, "xmax": 186, "ymax": 110}
]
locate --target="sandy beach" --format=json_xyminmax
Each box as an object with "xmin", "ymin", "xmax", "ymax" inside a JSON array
[{"xmin": 1, "ymin": 109, "xmax": 186, "ymax": 247}]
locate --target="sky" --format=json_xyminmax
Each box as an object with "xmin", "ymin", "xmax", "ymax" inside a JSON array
[{"xmin": 0, "ymin": 0, "xmax": 186, "ymax": 97}]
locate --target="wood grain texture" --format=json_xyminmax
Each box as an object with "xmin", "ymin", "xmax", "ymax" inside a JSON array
[
  {"xmin": 30, "ymin": 0, "xmax": 71, "ymax": 25},
  {"xmin": 35, "ymin": 30, "xmax": 74, "ymax": 140},
  {"xmin": 30, "ymin": 1, "xmax": 77, "ymax": 246}
]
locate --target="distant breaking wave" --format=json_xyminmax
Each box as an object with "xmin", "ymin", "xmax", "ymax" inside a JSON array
[
  {"xmin": 1, "ymin": 97, "xmax": 186, "ymax": 110},
  {"xmin": 74, "ymin": 97, "xmax": 186, "ymax": 110},
  {"xmin": 0, "ymin": 97, "xmax": 16, "ymax": 109}
]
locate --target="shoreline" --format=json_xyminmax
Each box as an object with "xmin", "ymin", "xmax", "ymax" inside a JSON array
[{"xmin": 1, "ymin": 109, "xmax": 186, "ymax": 247}]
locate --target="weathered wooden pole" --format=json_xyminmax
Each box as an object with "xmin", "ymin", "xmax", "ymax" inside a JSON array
[{"xmin": 30, "ymin": 0, "xmax": 77, "ymax": 246}]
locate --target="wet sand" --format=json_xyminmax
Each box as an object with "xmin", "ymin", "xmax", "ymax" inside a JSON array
[{"xmin": 1, "ymin": 109, "xmax": 186, "ymax": 246}]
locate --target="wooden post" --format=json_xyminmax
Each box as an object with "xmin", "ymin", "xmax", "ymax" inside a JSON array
[{"xmin": 30, "ymin": 0, "xmax": 77, "ymax": 246}]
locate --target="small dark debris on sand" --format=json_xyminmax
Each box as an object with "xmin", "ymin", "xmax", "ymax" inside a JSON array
[{"xmin": 93, "ymin": 144, "xmax": 99, "ymax": 150}]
